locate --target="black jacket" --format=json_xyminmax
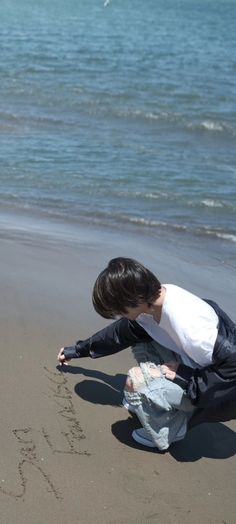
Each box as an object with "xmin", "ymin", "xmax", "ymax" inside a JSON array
[{"xmin": 63, "ymin": 300, "xmax": 236, "ymax": 426}]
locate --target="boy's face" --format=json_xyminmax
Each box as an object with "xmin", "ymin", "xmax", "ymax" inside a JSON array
[{"xmin": 122, "ymin": 302, "xmax": 152, "ymax": 321}]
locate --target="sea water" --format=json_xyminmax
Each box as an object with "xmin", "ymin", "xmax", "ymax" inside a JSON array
[{"xmin": 0, "ymin": 0, "xmax": 236, "ymax": 266}]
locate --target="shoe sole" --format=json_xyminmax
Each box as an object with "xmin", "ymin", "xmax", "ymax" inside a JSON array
[{"xmin": 132, "ymin": 429, "xmax": 186, "ymax": 449}]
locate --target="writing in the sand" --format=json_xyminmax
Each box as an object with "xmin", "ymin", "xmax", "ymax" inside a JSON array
[
  {"xmin": 0, "ymin": 368, "xmax": 89, "ymax": 501},
  {"xmin": 0, "ymin": 427, "xmax": 62, "ymax": 500},
  {"xmin": 42, "ymin": 366, "xmax": 90, "ymax": 456}
]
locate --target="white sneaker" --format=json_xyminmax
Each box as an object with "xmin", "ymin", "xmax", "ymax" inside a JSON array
[
  {"xmin": 132, "ymin": 428, "xmax": 156, "ymax": 448},
  {"xmin": 122, "ymin": 398, "xmax": 137, "ymax": 413},
  {"xmin": 132, "ymin": 427, "xmax": 186, "ymax": 449}
]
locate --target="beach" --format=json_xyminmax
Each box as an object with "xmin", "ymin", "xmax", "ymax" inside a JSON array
[
  {"xmin": 0, "ymin": 215, "xmax": 236, "ymax": 524},
  {"xmin": 1, "ymin": 0, "xmax": 236, "ymax": 521}
]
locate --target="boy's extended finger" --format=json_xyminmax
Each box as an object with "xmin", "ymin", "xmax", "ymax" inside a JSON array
[{"xmin": 57, "ymin": 348, "xmax": 65, "ymax": 359}]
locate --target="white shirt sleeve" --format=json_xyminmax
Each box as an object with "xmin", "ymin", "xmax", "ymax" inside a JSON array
[{"xmin": 159, "ymin": 285, "xmax": 218, "ymax": 367}]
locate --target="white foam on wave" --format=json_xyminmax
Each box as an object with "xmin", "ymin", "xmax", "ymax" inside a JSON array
[
  {"xmin": 203, "ymin": 227, "xmax": 236, "ymax": 243},
  {"xmin": 130, "ymin": 190, "xmax": 169, "ymax": 200},
  {"xmin": 201, "ymin": 199, "xmax": 223, "ymax": 208},
  {"xmin": 124, "ymin": 215, "xmax": 187, "ymax": 231},
  {"xmin": 117, "ymin": 109, "xmax": 180, "ymax": 123},
  {"xmin": 120, "ymin": 109, "xmax": 161, "ymax": 121},
  {"xmin": 212, "ymin": 232, "xmax": 236, "ymax": 243},
  {"xmin": 201, "ymin": 120, "xmax": 223, "ymax": 131},
  {"xmin": 108, "ymin": 189, "xmax": 169, "ymax": 200},
  {"xmin": 187, "ymin": 120, "xmax": 235, "ymax": 136}
]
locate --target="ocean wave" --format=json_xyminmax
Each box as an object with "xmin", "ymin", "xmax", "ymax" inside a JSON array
[
  {"xmin": 83, "ymin": 103, "xmax": 236, "ymax": 136},
  {"xmin": 0, "ymin": 111, "xmax": 19, "ymax": 122},
  {"xmin": 188, "ymin": 198, "xmax": 235, "ymax": 211},
  {"xmin": 204, "ymin": 230, "xmax": 236, "ymax": 243},
  {"xmin": 1, "ymin": 103, "xmax": 235, "ymax": 138},
  {"xmin": 187, "ymin": 119, "xmax": 236, "ymax": 136},
  {"xmin": 106, "ymin": 189, "xmax": 169, "ymax": 200},
  {"xmin": 108, "ymin": 108, "xmax": 236, "ymax": 137},
  {"xmin": 201, "ymin": 199, "xmax": 224, "ymax": 208},
  {"xmin": 0, "ymin": 110, "xmax": 75, "ymax": 128},
  {"xmin": 96, "ymin": 188, "xmax": 235, "ymax": 210},
  {"xmin": 113, "ymin": 108, "xmax": 183, "ymax": 124},
  {"xmin": 124, "ymin": 216, "xmax": 187, "ymax": 231},
  {"xmin": 118, "ymin": 215, "xmax": 236, "ymax": 243},
  {"xmin": 200, "ymin": 120, "xmax": 224, "ymax": 132},
  {"xmin": 93, "ymin": 213, "xmax": 236, "ymax": 244}
]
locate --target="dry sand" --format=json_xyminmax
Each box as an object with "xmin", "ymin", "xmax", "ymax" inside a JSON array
[{"xmin": 0, "ymin": 219, "xmax": 236, "ymax": 524}]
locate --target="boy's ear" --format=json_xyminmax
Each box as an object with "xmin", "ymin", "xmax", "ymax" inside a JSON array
[{"xmin": 147, "ymin": 302, "xmax": 155, "ymax": 313}]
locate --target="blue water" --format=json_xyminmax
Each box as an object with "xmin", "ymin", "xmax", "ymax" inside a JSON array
[{"xmin": 1, "ymin": 0, "xmax": 236, "ymax": 264}]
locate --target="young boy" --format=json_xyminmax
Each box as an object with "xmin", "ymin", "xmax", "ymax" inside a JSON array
[{"xmin": 58, "ymin": 257, "xmax": 236, "ymax": 450}]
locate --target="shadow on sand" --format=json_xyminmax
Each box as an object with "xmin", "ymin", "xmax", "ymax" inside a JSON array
[
  {"xmin": 60, "ymin": 364, "xmax": 236, "ymax": 462},
  {"xmin": 111, "ymin": 417, "xmax": 236, "ymax": 461}
]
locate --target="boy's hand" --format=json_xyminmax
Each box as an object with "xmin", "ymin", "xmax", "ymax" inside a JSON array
[
  {"xmin": 161, "ymin": 361, "xmax": 179, "ymax": 380},
  {"xmin": 57, "ymin": 347, "xmax": 70, "ymax": 366}
]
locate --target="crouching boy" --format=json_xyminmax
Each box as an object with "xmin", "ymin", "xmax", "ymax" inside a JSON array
[{"xmin": 58, "ymin": 258, "xmax": 236, "ymax": 450}]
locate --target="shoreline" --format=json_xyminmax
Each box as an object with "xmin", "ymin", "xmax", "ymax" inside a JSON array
[
  {"xmin": 0, "ymin": 203, "xmax": 236, "ymax": 271},
  {"xmin": 1, "ymin": 207, "xmax": 236, "ymax": 315}
]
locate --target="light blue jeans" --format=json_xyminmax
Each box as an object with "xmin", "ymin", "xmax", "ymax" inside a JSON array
[{"xmin": 124, "ymin": 341, "xmax": 195, "ymax": 450}]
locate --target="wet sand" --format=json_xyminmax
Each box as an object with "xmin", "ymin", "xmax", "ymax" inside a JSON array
[{"xmin": 0, "ymin": 218, "xmax": 236, "ymax": 524}]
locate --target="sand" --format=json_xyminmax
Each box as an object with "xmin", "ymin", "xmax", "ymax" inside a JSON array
[{"xmin": 0, "ymin": 216, "xmax": 236, "ymax": 524}]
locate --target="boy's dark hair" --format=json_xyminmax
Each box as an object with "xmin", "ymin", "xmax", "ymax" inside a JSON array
[{"xmin": 92, "ymin": 257, "xmax": 162, "ymax": 319}]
